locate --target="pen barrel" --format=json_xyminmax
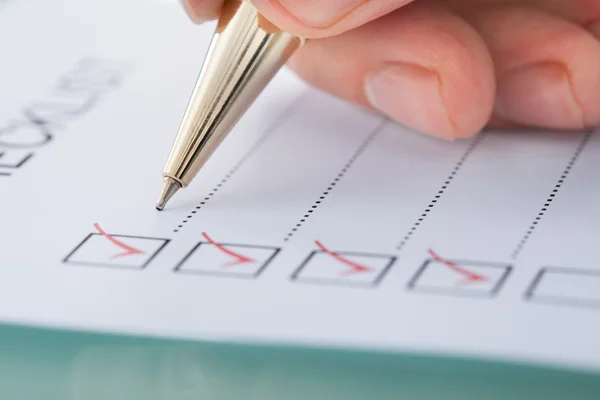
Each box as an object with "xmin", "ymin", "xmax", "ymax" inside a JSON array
[{"xmin": 163, "ymin": 0, "xmax": 303, "ymax": 187}]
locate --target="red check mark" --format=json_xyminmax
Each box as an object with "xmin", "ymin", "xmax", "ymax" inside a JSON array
[
  {"xmin": 94, "ymin": 223, "xmax": 145, "ymax": 259},
  {"xmin": 428, "ymin": 249, "xmax": 488, "ymax": 285},
  {"xmin": 202, "ymin": 232, "xmax": 255, "ymax": 267},
  {"xmin": 316, "ymin": 240, "xmax": 372, "ymax": 277}
]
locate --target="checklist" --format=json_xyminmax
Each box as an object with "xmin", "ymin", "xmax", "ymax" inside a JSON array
[
  {"xmin": 63, "ymin": 224, "xmax": 169, "ymax": 269},
  {"xmin": 526, "ymin": 267, "xmax": 600, "ymax": 308},
  {"xmin": 174, "ymin": 233, "xmax": 279, "ymax": 278},
  {"xmin": 0, "ymin": 150, "xmax": 32, "ymax": 172},
  {"xmin": 2, "ymin": 0, "xmax": 600, "ymax": 376},
  {"xmin": 407, "ymin": 250, "xmax": 512, "ymax": 297},
  {"xmin": 291, "ymin": 241, "xmax": 395, "ymax": 287}
]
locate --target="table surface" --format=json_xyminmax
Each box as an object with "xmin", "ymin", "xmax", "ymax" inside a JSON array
[{"xmin": 0, "ymin": 323, "xmax": 598, "ymax": 400}]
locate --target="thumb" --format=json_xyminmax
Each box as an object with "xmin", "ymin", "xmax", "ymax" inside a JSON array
[
  {"xmin": 180, "ymin": 0, "xmax": 415, "ymax": 39},
  {"xmin": 250, "ymin": 0, "xmax": 413, "ymax": 38}
]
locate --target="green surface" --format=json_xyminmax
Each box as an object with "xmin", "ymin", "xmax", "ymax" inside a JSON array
[{"xmin": 0, "ymin": 323, "xmax": 598, "ymax": 399}]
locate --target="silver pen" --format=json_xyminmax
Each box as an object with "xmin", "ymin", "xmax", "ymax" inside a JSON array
[{"xmin": 156, "ymin": 0, "xmax": 305, "ymax": 210}]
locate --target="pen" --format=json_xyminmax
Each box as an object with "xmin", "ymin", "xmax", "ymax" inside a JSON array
[{"xmin": 156, "ymin": 0, "xmax": 305, "ymax": 210}]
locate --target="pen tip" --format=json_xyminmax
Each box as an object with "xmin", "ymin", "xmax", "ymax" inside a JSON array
[{"xmin": 156, "ymin": 177, "xmax": 181, "ymax": 211}]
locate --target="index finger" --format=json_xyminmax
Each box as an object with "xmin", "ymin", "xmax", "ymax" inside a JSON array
[{"xmin": 181, "ymin": 0, "xmax": 223, "ymax": 23}]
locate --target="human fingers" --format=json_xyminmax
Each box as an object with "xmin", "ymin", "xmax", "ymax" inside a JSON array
[
  {"xmin": 523, "ymin": 0, "xmax": 600, "ymax": 40},
  {"xmin": 505, "ymin": 0, "xmax": 600, "ymax": 32},
  {"xmin": 453, "ymin": 0, "xmax": 600, "ymax": 36},
  {"xmin": 250, "ymin": 0, "xmax": 416, "ymax": 38},
  {"xmin": 182, "ymin": 0, "xmax": 417, "ymax": 38},
  {"xmin": 287, "ymin": 1, "xmax": 495, "ymax": 140},
  {"xmin": 180, "ymin": 0, "xmax": 224, "ymax": 23},
  {"xmin": 452, "ymin": 3, "xmax": 600, "ymax": 129}
]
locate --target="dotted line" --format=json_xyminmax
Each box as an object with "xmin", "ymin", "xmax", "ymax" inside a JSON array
[
  {"xmin": 174, "ymin": 93, "xmax": 306, "ymax": 233},
  {"xmin": 283, "ymin": 119, "xmax": 387, "ymax": 242},
  {"xmin": 396, "ymin": 133, "xmax": 486, "ymax": 251},
  {"xmin": 510, "ymin": 131, "xmax": 593, "ymax": 259}
]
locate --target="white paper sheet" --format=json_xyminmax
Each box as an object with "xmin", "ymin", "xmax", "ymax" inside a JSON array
[{"xmin": 2, "ymin": 0, "xmax": 600, "ymax": 373}]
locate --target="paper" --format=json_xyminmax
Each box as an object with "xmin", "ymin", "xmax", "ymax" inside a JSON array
[{"xmin": 2, "ymin": 0, "xmax": 600, "ymax": 373}]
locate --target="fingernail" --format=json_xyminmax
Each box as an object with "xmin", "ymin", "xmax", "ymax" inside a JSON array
[
  {"xmin": 271, "ymin": 0, "xmax": 367, "ymax": 28},
  {"xmin": 495, "ymin": 62, "xmax": 585, "ymax": 129},
  {"xmin": 179, "ymin": 0, "xmax": 207, "ymax": 24},
  {"xmin": 365, "ymin": 62, "xmax": 457, "ymax": 141}
]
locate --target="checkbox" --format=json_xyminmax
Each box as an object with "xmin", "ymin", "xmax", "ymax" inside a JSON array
[
  {"xmin": 291, "ymin": 241, "xmax": 395, "ymax": 287},
  {"xmin": 63, "ymin": 225, "xmax": 169, "ymax": 269},
  {"xmin": 407, "ymin": 251, "xmax": 512, "ymax": 297},
  {"xmin": 174, "ymin": 235, "xmax": 279, "ymax": 279},
  {"xmin": 525, "ymin": 267, "xmax": 600, "ymax": 309}
]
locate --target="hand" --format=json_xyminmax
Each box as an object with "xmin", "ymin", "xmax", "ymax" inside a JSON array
[{"xmin": 180, "ymin": 0, "xmax": 600, "ymax": 141}]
